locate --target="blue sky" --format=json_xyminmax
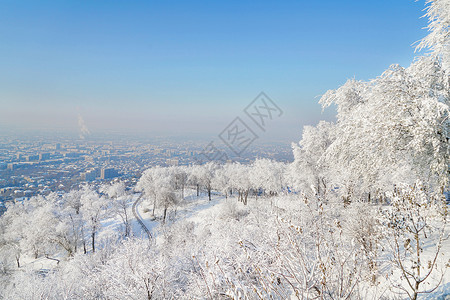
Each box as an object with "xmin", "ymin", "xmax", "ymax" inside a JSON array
[{"xmin": 0, "ymin": 0, "xmax": 429, "ymax": 141}]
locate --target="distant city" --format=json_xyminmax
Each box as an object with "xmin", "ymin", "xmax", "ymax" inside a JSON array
[{"xmin": 0, "ymin": 133, "xmax": 293, "ymax": 214}]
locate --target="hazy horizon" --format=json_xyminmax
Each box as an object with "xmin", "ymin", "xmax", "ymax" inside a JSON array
[{"xmin": 0, "ymin": 0, "xmax": 429, "ymax": 142}]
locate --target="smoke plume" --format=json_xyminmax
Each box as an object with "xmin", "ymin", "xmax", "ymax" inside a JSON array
[{"xmin": 78, "ymin": 114, "xmax": 90, "ymax": 139}]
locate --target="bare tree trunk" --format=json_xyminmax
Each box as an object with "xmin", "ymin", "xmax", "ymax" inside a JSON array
[
  {"xmin": 413, "ymin": 232, "xmax": 421, "ymax": 300},
  {"xmin": 152, "ymin": 198, "xmax": 156, "ymax": 216},
  {"xmin": 317, "ymin": 177, "xmax": 320, "ymax": 197},
  {"xmin": 70, "ymin": 215, "xmax": 79, "ymax": 253},
  {"xmin": 81, "ymin": 227, "xmax": 87, "ymax": 254},
  {"xmin": 124, "ymin": 207, "xmax": 130, "ymax": 237},
  {"xmin": 321, "ymin": 177, "xmax": 327, "ymax": 198},
  {"xmin": 163, "ymin": 207, "xmax": 168, "ymax": 223},
  {"xmin": 91, "ymin": 231, "xmax": 96, "ymax": 253}
]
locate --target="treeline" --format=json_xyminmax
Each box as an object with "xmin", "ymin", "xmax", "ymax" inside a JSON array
[{"xmin": 136, "ymin": 159, "xmax": 286, "ymax": 221}]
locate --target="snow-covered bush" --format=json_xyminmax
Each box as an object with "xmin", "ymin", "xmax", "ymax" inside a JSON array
[{"xmin": 379, "ymin": 182, "xmax": 448, "ymax": 299}]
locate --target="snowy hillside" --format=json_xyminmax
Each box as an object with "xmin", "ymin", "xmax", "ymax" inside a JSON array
[{"xmin": 1, "ymin": 187, "xmax": 449, "ymax": 299}]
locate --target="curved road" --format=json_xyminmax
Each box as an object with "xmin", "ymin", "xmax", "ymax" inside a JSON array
[{"xmin": 132, "ymin": 196, "xmax": 152, "ymax": 239}]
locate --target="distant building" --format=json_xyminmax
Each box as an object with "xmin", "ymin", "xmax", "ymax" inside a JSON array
[
  {"xmin": 100, "ymin": 168, "xmax": 118, "ymax": 180},
  {"xmin": 25, "ymin": 155, "xmax": 39, "ymax": 162},
  {"xmin": 81, "ymin": 169, "xmax": 100, "ymax": 181},
  {"xmin": 0, "ymin": 187, "xmax": 16, "ymax": 194},
  {"xmin": 64, "ymin": 152, "xmax": 81, "ymax": 158},
  {"xmin": 55, "ymin": 143, "xmax": 61, "ymax": 150},
  {"xmin": 23, "ymin": 176, "xmax": 34, "ymax": 183},
  {"xmin": 39, "ymin": 153, "xmax": 50, "ymax": 160},
  {"xmin": 166, "ymin": 159, "xmax": 179, "ymax": 166}
]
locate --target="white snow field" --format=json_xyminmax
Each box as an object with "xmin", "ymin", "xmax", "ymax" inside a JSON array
[{"xmin": 2, "ymin": 186, "xmax": 448, "ymax": 299}]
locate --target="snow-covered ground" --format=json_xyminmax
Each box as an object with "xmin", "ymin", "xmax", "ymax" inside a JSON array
[
  {"xmin": 134, "ymin": 188, "xmax": 225, "ymax": 236},
  {"xmin": 5, "ymin": 189, "xmax": 449, "ymax": 299},
  {"xmin": 129, "ymin": 190, "xmax": 450, "ymax": 299}
]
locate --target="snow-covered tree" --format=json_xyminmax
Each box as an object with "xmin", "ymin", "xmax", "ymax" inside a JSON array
[
  {"xmin": 417, "ymin": 0, "xmax": 450, "ymax": 72},
  {"xmin": 79, "ymin": 186, "xmax": 108, "ymax": 253},
  {"xmin": 226, "ymin": 162, "xmax": 252, "ymax": 204},
  {"xmin": 250, "ymin": 158, "xmax": 285, "ymax": 197},
  {"xmin": 100, "ymin": 239, "xmax": 165, "ymax": 299},
  {"xmin": 211, "ymin": 163, "xmax": 229, "ymax": 198},
  {"xmin": 290, "ymin": 121, "xmax": 336, "ymax": 198},
  {"xmin": 100, "ymin": 182, "xmax": 132, "ymax": 237},
  {"xmin": 137, "ymin": 166, "xmax": 180, "ymax": 222},
  {"xmin": 0, "ymin": 201, "xmax": 25, "ymax": 268},
  {"xmin": 172, "ymin": 166, "xmax": 189, "ymax": 199},
  {"xmin": 190, "ymin": 162, "xmax": 219, "ymax": 201},
  {"xmin": 380, "ymin": 182, "xmax": 448, "ymax": 299},
  {"xmin": 319, "ymin": 57, "xmax": 449, "ymax": 200}
]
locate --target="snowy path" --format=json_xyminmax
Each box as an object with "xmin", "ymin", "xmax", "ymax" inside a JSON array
[
  {"xmin": 132, "ymin": 196, "xmax": 152, "ymax": 239},
  {"xmin": 133, "ymin": 190, "xmax": 224, "ymax": 238},
  {"xmin": 175, "ymin": 192, "xmax": 224, "ymax": 220}
]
